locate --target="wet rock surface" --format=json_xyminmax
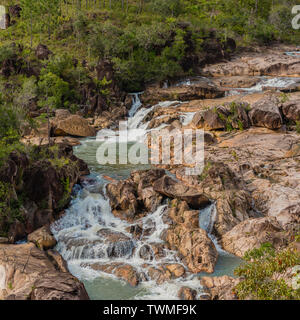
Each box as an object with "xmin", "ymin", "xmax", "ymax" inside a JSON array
[{"xmin": 28, "ymin": 226, "xmax": 57, "ymax": 250}]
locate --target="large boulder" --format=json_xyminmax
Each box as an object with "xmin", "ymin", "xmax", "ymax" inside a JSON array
[
  {"xmin": 27, "ymin": 226, "xmax": 57, "ymax": 250},
  {"xmin": 165, "ymin": 226, "xmax": 218, "ymax": 274},
  {"xmin": 106, "ymin": 169, "xmax": 165, "ymax": 221},
  {"xmin": 0, "ymin": 146, "xmax": 89, "ymax": 241},
  {"xmin": 191, "ymin": 103, "xmax": 250, "ymax": 131},
  {"xmin": 83, "ymin": 262, "xmax": 140, "ymax": 287},
  {"xmin": 146, "ymin": 263, "xmax": 185, "ymax": 284},
  {"xmin": 192, "ymin": 108, "xmax": 226, "ymax": 131},
  {"xmin": 153, "ymin": 175, "xmax": 210, "ymax": 209},
  {"xmin": 282, "ymin": 99, "xmax": 300, "ymax": 122},
  {"xmin": 221, "ymin": 217, "xmax": 287, "ymax": 258},
  {"xmin": 0, "ymin": 243, "xmax": 89, "ymax": 300},
  {"xmin": 178, "ymin": 287, "xmax": 197, "ymax": 300},
  {"xmin": 249, "ymin": 96, "xmax": 282, "ymax": 129},
  {"xmin": 106, "ymin": 180, "xmax": 139, "ymax": 221},
  {"xmin": 53, "ymin": 115, "xmax": 96, "ymax": 137}
]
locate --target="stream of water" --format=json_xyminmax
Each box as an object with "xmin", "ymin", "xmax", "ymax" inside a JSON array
[
  {"xmin": 50, "ymin": 93, "xmax": 242, "ymax": 300},
  {"xmin": 51, "ymin": 73, "xmax": 300, "ymax": 299}
]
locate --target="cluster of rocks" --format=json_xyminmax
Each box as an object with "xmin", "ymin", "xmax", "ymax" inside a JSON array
[
  {"xmin": 191, "ymin": 94, "xmax": 300, "ymax": 132},
  {"xmin": 202, "ymin": 46, "xmax": 300, "ymax": 78}
]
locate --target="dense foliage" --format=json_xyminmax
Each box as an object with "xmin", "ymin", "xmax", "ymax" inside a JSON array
[
  {"xmin": 0, "ymin": 0, "xmax": 299, "ymax": 92},
  {"xmin": 234, "ymin": 243, "xmax": 300, "ymax": 300}
]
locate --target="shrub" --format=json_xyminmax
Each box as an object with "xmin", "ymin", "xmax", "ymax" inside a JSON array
[{"xmin": 234, "ymin": 243, "xmax": 300, "ymax": 300}]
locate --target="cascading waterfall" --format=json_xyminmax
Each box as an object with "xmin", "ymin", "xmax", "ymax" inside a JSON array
[
  {"xmin": 128, "ymin": 93, "xmax": 143, "ymax": 118},
  {"xmin": 53, "ymin": 78, "xmax": 294, "ymax": 299},
  {"xmin": 226, "ymin": 76, "xmax": 300, "ymax": 96}
]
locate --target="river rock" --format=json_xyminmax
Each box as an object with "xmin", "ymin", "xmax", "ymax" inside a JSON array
[
  {"xmin": 106, "ymin": 170, "xmax": 165, "ymax": 220},
  {"xmin": 141, "ymin": 82, "xmax": 225, "ymax": 105},
  {"xmin": 178, "ymin": 287, "xmax": 197, "ymax": 300},
  {"xmin": 27, "ymin": 226, "xmax": 57, "ymax": 250},
  {"xmin": 220, "ymin": 217, "xmax": 287, "ymax": 258},
  {"xmin": 176, "ymin": 162, "xmax": 252, "ymax": 237},
  {"xmin": 191, "ymin": 103, "xmax": 250, "ymax": 131},
  {"xmin": 282, "ymin": 99, "xmax": 300, "ymax": 122},
  {"xmin": 200, "ymin": 276, "xmax": 240, "ymax": 300},
  {"xmin": 114, "ymin": 264, "xmax": 140, "ymax": 287},
  {"xmin": 0, "ymin": 243, "xmax": 89, "ymax": 300},
  {"xmin": 153, "ymin": 175, "xmax": 210, "ymax": 209},
  {"xmin": 191, "ymin": 108, "xmax": 226, "ymax": 131},
  {"xmin": 53, "ymin": 115, "xmax": 96, "ymax": 137},
  {"xmin": 106, "ymin": 180, "xmax": 139, "ymax": 221},
  {"xmin": 146, "ymin": 265, "xmax": 175, "ymax": 284},
  {"xmin": 132, "ymin": 169, "xmax": 164, "ymax": 211},
  {"xmin": 86, "ymin": 262, "xmax": 140, "ymax": 287},
  {"xmin": 46, "ymin": 249, "xmax": 69, "ymax": 273},
  {"xmin": 203, "ymin": 48, "xmax": 300, "ymax": 77},
  {"xmin": 96, "ymin": 229, "xmax": 135, "ymax": 258},
  {"xmin": 165, "ymin": 226, "xmax": 218, "ymax": 274},
  {"xmin": 248, "ymin": 96, "xmax": 282, "ymax": 129}
]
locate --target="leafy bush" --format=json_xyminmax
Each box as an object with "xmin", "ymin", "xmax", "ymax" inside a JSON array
[
  {"xmin": 38, "ymin": 71, "xmax": 72, "ymax": 109},
  {"xmin": 0, "ymin": 104, "xmax": 25, "ymax": 165},
  {"xmin": 0, "ymin": 44, "xmax": 16, "ymax": 64},
  {"xmin": 234, "ymin": 243, "xmax": 300, "ymax": 300}
]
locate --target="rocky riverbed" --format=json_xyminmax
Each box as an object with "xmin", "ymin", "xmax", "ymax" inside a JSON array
[{"xmin": 1, "ymin": 45, "xmax": 300, "ymax": 300}]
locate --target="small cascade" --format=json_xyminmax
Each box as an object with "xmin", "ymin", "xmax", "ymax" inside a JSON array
[
  {"xmin": 128, "ymin": 93, "xmax": 143, "ymax": 118},
  {"xmin": 179, "ymin": 112, "xmax": 196, "ymax": 126},
  {"xmin": 226, "ymin": 76, "xmax": 300, "ymax": 96},
  {"xmin": 199, "ymin": 203, "xmax": 237, "ymax": 256},
  {"xmin": 199, "ymin": 203, "xmax": 217, "ymax": 235},
  {"xmin": 285, "ymin": 51, "xmax": 300, "ymax": 57}
]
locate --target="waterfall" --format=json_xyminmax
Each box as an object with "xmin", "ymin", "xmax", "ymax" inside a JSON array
[
  {"xmin": 226, "ymin": 76, "xmax": 300, "ymax": 96},
  {"xmin": 128, "ymin": 93, "xmax": 143, "ymax": 118},
  {"xmin": 199, "ymin": 202, "xmax": 217, "ymax": 235}
]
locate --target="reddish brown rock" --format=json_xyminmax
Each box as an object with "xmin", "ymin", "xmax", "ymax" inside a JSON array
[
  {"xmin": 53, "ymin": 115, "xmax": 96, "ymax": 137},
  {"xmin": 153, "ymin": 175, "xmax": 210, "ymax": 209},
  {"xmin": 221, "ymin": 217, "xmax": 287, "ymax": 258},
  {"xmin": 27, "ymin": 226, "xmax": 57, "ymax": 250},
  {"xmin": 178, "ymin": 286, "xmax": 197, "ymax": 300},
  {"xmin": 282, "ymin": 99, "xmax": 300, "ymax": 122},
  {"xmin": 201, "ymin": 276, "xmax": 240, "ymax": 300},
  {"xmin": 249, "ymin": 96, "xmax": 282, "ymax": 129},
  {"xmin": 0, "ymin": 243, "xmax": 89, "ymax": 300},
  {"xmin": 165, "ymin": 226, "xmax": 218, "ymax": 274}
]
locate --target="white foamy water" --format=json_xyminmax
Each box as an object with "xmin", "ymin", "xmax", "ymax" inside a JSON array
[
  {"xmin": 97, "ymin": 100, "xmax": 183, "ymax": 144},
  {"xmin": 226, "ymin": 77, "xmax": 300, "ymax": 96},
  {"xmin": 128, "ymin": 93, "xmax": 143, "ymax": 118}
]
